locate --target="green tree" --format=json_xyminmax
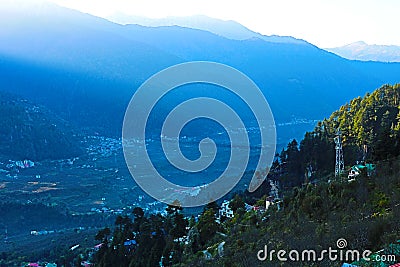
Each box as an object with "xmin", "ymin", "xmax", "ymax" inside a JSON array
[
  {"xmin": 197, "ymin": 209, "xmax": 220, "ymax": 246},
  {"xmin": 229, "ymin": 194, "xmax": 245, "ymax": 214}
]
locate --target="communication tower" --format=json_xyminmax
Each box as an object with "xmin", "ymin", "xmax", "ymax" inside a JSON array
[{"xmin": 334, "ymin": 129, "xmax": 345, "ymax": 177}]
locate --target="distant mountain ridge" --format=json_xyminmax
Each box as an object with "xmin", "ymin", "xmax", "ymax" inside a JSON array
[
  {"xmin": 326, "ymin": 41, "xmax": 400, "ymax": 62},
  {"xmin": 0, "ymin": 3, "xmax": 399, "ymax": 144},
  {"xmin": 107, "ymin": 14, "xmax": 309, "ymax": 45}
]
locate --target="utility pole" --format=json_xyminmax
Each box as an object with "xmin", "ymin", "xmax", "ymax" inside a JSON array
[{"xmin": 334, "ymin": 129, "xmax": 345, "ymax": 177}]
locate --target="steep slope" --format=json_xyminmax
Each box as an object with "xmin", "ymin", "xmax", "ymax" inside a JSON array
[
  {"xmin": 0, "ymin": 91, "xmax": 82, "ymax": 161},
  {"xmin": 271, "ymin": 83, "xmax": 400, "ymax": 188}
]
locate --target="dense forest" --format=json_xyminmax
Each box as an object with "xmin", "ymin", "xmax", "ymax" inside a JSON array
[
  {"xmin": 274, "ymin": 83, "xmax": 400, "ymax": 188},
  {"xmin": 89, "ymin": 84, "xmax": 400, "ymax": 266}
]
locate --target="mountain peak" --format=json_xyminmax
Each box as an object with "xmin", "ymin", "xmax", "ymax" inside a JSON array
[
  {"xmin": 326, "ymin": 41, "xmax": 400, "ymax": 62},
  {"xmin": 345, "ymin": 41, "xmax": 368, "ymax": 47}
]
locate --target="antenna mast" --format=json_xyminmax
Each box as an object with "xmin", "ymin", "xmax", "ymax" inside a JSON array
[{"xmin": 334, "ymin": 129, "xmax": 345, "ymax": 177}]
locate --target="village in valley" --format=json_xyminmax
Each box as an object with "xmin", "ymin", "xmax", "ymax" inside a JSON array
[
  {"xmin": 0, "ymin": 131, "xmax": 289, "ymax": 266},
  {"xmin": 0, "ymin": 135, "xmax": 165, "ymax": 266}
]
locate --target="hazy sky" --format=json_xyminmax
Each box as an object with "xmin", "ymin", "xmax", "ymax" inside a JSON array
[{"xmin": 36, "ymin": 0, "xmax": 400, "ymax": 47}]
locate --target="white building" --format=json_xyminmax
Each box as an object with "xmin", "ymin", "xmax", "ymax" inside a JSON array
[{"xmin": 219, "ymin": 200, "xmax": 234, "ymax": 219}]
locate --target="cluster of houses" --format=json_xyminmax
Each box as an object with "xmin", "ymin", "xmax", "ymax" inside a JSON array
[
  {"xmin": 216, "ymin": 185, "xmax": 281, "ymax": 222},
  {"xmin": 30, "ymin": 227, "xmax": 87, "ymax": 237},
  {"xmin": 7, "ymin": 159, "xmax": 35, "ymax": 169},
  {"xmin": 73, "ymin": 182, "xmax": 284, "ymax": 266},
  {"xmin": 90, "ymin": 207, "xmax": 124, "ymax": 215},
  {"xmin": 141, "ymin": 201, "xmax": 168, "ymax": 216},
  {"xmin": 23, "ymin": 260, "xmax": 93, "ymax": 267},
  {"xmin": 0, "ymin": 159, "xmax": 36, "ymax": 179},
  {"xmin": 88, "ymin": 195, "xmax": 167, "ymax": 217},
  {"xmin": 85, "ymin": 136, "xmax": 121, "ymax": 158},
  {"xmin": 78, "ymin": 239, "xmax": 138, "ymax": 265},
  {"xmin": 216, "ymin": 198, "xmax": 277, "ymax": 222},
  {"xmin": 30, "ymin": 230, "xmax": 56, "ymax": 236},
  {"xmin": 23, "ymin": 262, "xmax": 57, "ymax": 267}
]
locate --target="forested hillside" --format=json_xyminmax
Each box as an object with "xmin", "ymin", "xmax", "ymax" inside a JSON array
[
  {"xmin": 274, "ymin": 83, "xmax": 400, "ymax": 188},
  {"xmin": 91, "ymin": 84, "xmax": 400, "ymax": 267},
  {"xmin": 0, "ymin": 92, "xmax": 82, "ymax": 161}
]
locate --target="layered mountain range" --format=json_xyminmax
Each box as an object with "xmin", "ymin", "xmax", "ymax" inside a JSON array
[{"xmin": 0, "ymin": 2, "xmax": 399, "ymax": 150}]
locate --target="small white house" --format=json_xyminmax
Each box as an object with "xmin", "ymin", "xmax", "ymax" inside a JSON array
[{"xmin": 219, "ymin": 200, "xmax": 234, "ymax": 219}]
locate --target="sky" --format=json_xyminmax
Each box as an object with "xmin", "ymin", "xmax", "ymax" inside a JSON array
[{"xmin": 11, "ymin": 0, "xmax": 400, "ymax": 48}]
